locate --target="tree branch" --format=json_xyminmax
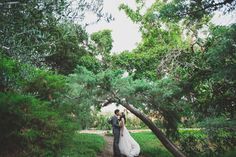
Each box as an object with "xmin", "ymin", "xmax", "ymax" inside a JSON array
[
  {"xmin": 120, "ymin": 100, "xmax": 186, "ymax": 157},
  {"xmin": 100, "ymin": 93, "xmax": 186, "ymax": 157},
  {"xmin": 0, "ymin": 2, "xmax": 20, "ymax": 6},
  {"xmin": 182, "ymin": 0, "xmax": 235, "ymax": 16},
  {"xmin": 102, "ymin": 98, "xmax": 116, "ymax": 107}
]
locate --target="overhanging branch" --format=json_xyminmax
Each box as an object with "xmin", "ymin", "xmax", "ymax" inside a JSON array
[
  {"xmin": 120, "ymin": 100, "xmax": 186, "ymax": 157},
  {"xmin": 102, "ymin": 98, "xmax": 116, "ymax": 107},
  {"xmin": 182, "ymin": 0, "xmax": 235, "ymax": 17}
]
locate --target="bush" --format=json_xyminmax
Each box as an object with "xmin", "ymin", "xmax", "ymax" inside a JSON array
[
  {"xmin": 91, "ymin": 114, "xmax": 112, "ymax": 130},
  {"xmin": 0, "ymin": 92, "xmax": 75, "ymax": 156},
  {"xmin": 178, "ymin": 128, "xmax": 236, "ymax": 157},
  {"xmin": 0, "ymin": 56, "xmax": 80, "ymax": 156}
]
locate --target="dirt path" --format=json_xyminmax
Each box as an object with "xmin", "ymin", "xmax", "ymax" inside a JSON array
[{"xmin": 97, "ymin": 135, "xmax": 114, "ymax": 157}]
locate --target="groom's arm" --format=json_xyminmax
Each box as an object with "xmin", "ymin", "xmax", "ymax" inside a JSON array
[{"xmin": 112, "ymin": 117, "xmax": 120, "ymax": 128}]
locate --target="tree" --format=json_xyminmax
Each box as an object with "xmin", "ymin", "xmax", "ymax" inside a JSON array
[
  {"xmin": 68, "ymin": 66, "xmax": 187, "ymax": 157},
  {"xmin": 0, "ymin": 0, "xmax": 111, "ymax": 72},
  {"xmin": 158, "ymin": 0, "xmax": 236, "ymax": 23},
  {"xmin": 0, "ymin": 0, "xmax": 109, "ymax": 156},
  {"xmin": 91, "ymin": 29, "xmax": 113, "ymax": 69},
  {"xmin": 44, "ymin": 22, "xmax": 90, "ymax": 74},
  {"xmin": 114, "ymin": 1, "xmax": 236, "ymax": 156}
]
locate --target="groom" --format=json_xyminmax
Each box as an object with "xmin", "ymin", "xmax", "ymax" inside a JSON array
[{"xmin": 111, "ymin": 109, "xmax": 121, "ymax": 157}]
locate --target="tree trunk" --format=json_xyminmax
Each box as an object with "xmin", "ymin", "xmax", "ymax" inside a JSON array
[{"xmin": 121, "ymin": 102, "xmax": 186, "ymax": 157}]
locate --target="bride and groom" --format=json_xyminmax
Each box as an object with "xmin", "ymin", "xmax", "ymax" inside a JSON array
[{"xmin": 110, "ymin": 109, "xmax": 140, "ymax": 157}]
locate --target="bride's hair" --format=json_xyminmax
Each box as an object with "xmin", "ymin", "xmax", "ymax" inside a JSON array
[{"xmin": 120, "ymin": 112, "xmax": 126, "ymax": 124}]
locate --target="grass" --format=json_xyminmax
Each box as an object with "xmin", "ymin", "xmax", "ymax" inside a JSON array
[
  {"xmin": 61, "ymin": 133, "xmax": 105, "ymax": 157},
  {"xmin": 70, "ymin": 130, "xmax": 236, "ymax": 157},
  {"xmin": 132, "ymin": 132, "xmax": 173, "ymax": 157}
]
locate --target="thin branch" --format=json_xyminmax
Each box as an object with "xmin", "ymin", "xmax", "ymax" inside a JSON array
[
  {"xmin": 65, "ymin": 95, "xmax": 81, "ymax": 100},
  {"xmin": 181, "ymin": 0, "xmax": 235, "ymax": 16},
  {"xmin": 0, "ymin": 2, "xmax": 20, "ymax": 5}
]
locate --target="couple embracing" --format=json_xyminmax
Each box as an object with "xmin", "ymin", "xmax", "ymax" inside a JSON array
[{"xmin": 110, "ymin": 109, "xmax": 140, "ymax": 157}]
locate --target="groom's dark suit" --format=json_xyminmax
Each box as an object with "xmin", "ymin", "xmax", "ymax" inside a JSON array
[{"xmin": 111, "ymin": 115, "xmax": 121, "ymax": 157}]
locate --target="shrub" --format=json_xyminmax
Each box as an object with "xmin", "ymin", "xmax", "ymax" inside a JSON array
[
  {"xmin": 178, "ymin": 127, "xmax": 236, "ymax": 157},
  {"xmin": 0, "ymin": 92, "xmax": 73, "ymax": 156}
]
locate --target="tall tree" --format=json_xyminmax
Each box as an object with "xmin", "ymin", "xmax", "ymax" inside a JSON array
[
  {"xmin": 91, "ymin": 29, "xmax": 113, "ymax": 69},
  {"xmin": 0, "ymin": 0, "xmax": 111, "ymax": 74},
  {"xmin": 68, "ymin": 66, "xmax": 187, "ymax": 157}
]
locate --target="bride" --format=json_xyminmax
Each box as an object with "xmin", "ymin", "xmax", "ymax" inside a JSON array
[{"xmin": 119, "ymin": 112, "xmax": 140, "ymax": 157}]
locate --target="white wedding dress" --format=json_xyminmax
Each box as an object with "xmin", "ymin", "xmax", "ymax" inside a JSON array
[{"xmin": 119, "ymin": 118, "xmax": 140, "ymax": 157}]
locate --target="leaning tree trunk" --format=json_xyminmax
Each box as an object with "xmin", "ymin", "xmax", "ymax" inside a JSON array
[{"xmin": 121, "ymin": 102, "xmax": 186, "ymax": 157}]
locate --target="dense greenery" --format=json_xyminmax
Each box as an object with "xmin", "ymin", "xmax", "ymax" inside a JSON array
[
  {"xmin": 91, "ymin": 114, "xmax": 146, "ymax": 130},
  {"xmin": 0, "ymin": 0, "xmax": 236, "ymax": 156},
  {"xmin": 63, "ymin": 133, "xmax": 105, "ymax": 157},
  {"xmin": 116, "ymin": 1, "xmax": 236, "ymax": 156},
  {"xmin": 0, "ymin": 54, "xmax": 79, "ymax": 156},
  {"xmin": 132, "ymin": 131, "xmax": 236, "ymax": 157},
  {"xmin": 132, "ymin": 132, "xmax": 173, "ymax": 157},
  {"xmin": 0, "ymin": 0, "xmax": 107, "ymax": 156}
]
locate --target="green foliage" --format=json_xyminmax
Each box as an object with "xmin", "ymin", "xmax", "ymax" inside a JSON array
[
  {"xmin": 45, "ymin": 22, "xmax": 89, "ymax": 74},
  {"xmin": 116, "ymin": 1, "xmax": 236, "ymax": 155},
  {"xmin": 91, "ymin": 29, "xmax": 113, "ymax": 54},
  {"xmin": 91, "ymin": 114, "xmax": 146, "ymax": 130},
  {"xmin": 1, "ymin": 0, "xmax": 236, "ymax": 156},
  {"xmin": 0, "ymin": 0, "xmax": 67, "ymax": 64},
  {"xmin": 158, "ymin": 0, "xmax": 236, "ymax": 23},
  {"xmin": 62, "ymin": 133, "xmax": 105, "ymax": 157},
  {"xmin": 222, "ymin": 150, "xmax": 236, "ymax": 157},
  {"xmin": 90, "ymin": 29, "xmax": 113, "ymax": 69},
  {"xmin": 1, "ymin": 1, "xmax": 108, "ymax": 157},
  {"xmin": 91, "ymin": 114, "xmax": 112, "ymax": 130},
  {"xmin": 112, "ymin": 51, "xmax": 159, "ymax": 79},
  {"xmin": 134, "ymin": 130, "xmax": 235, "ymax": 157},
  {"xmin": 0, "ymin": 56, "xmax": 93, "ymax": 156},
  {"xmin": 70, "ymin": 65, "xmax": 184, "ymax": 138},
  {"xmin": 24, "ymin": 69, "xmax": 66, "ymax": 100},
  {"xmin": 173, "ymin": 25, "xmax": 236, "ymax": 120},
  {"xmin": 119, "ymin": 3, "xmax": 142, "ymax": 23},
  {"xmin": 78, "ymin": 54, "xmax": 102, "ymax": 73},
  {"xmin": 125, "ymin": 117, "xmax": 147, "ymax": 130},
  {"xmin": 117, "ymin": 1, "xmax": 188, "ymax": 80},
  {"xmin": 0, "ymin": 92, "xmax": 73, "ymax": 156},
  {"xmin": 0, "ymin": 1, "xmax": 107, "ymax": 74},
  {"xmin": 0, "ymin": 53, "xmax": 25, "ymax": 91},
  {"xmin": 178, "ymin": 128, "xmax": 236, "ymax": 157},
  {"xmin": 132, "ymin": 132, "xmax": 173, "ymax": 157}
]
